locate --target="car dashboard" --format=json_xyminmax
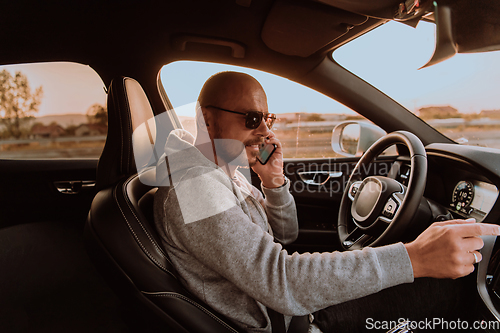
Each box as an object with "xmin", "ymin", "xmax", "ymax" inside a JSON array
[
  {"xmin": 413, "ymin": 143, "xmax": 500, "ymax": 326},
  {"xmin": 449, "ymin": 180, "xmax": 498, "ymax": 221},
  {"xmin": 417, "ymin": 143, "xmax": 500, "ymax": 223}
]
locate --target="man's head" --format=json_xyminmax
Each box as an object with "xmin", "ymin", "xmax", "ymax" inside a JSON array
[{"xmin": 196, "ymin": 71, "xmax": 273, "ymax": 166}]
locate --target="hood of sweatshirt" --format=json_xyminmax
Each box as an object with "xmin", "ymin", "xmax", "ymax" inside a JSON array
[{"xmin": 155, "ymin": 129, "xmax": 252, "ymax": 187}]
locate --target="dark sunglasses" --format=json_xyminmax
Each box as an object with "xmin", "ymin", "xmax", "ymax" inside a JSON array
[{"xmin": 205, "ymin": 105, "xmax": 276, "ymax": 130}]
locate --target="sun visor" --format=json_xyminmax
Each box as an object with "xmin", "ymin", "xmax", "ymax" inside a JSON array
[
  {"xmin": 312, "ymin": 0, "xmax": 403, "ymax": 19},
  {"xmin": 261, "ymin": 0, "xmax": 367, "ymax": 57}
]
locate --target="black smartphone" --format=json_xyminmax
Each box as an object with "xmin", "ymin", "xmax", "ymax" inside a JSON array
[{"xmin": 257, "ymin": 143, "xmax": 277, "ymax": 165}]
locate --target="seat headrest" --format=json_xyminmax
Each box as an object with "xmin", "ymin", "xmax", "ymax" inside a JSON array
[{"xmin": 97, "ymin": 77, "xmax": 157, "ymax": 189}]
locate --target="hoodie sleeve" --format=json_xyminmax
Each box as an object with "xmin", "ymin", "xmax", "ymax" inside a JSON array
[
  {"xmin": 163, "ymin": 166, "xmax": 414, "ymax": 316},
  {"xmin": 260, "ymin": 177, "xmax": 299, "ymax": 245}
]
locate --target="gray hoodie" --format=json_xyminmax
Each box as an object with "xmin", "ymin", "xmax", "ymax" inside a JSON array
[{"xmin": 154, "ymin": 129, "xmax": 414, "ymax": 332}]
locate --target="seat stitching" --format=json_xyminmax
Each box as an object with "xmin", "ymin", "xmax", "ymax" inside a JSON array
[
  {"xmin": 113, "ymin": 84, "xmax": 124, "ymax": 174},
  {"xmin": 142, "ymin": 291, "xmax": 239, "ymax": 333},
  {"xmin": 122, "ymin": 78, "xmax": 133, "ymax": 173},
  {"xmin": 114, "ymin": 187, "xmax": 177, "ymax": 280},
  {"xmin": 124, "ymin": 177, "xmax": 171, "ymax": 263}
]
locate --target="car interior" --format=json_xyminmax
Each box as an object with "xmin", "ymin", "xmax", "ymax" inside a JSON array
[{"xmin": 2, "ymin": 0, "xmax": 500, "ymax": 332}]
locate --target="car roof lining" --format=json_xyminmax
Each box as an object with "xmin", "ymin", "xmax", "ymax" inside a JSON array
[
  {"xmin": 261, "ymin": 0, "xmax": 368, "ymax": 57},
  {"xmin": 0, "ymin": 0, "xmax": 385, "ymax": 82}
]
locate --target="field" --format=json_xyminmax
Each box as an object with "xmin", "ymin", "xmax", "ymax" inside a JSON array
[
  {"xmin": 1, "ymin": 126, "xmax": 500, "ymax": 160},
  {"xmin": 0, "ymin": 136, "xmax": 106, "ymax": 159}
]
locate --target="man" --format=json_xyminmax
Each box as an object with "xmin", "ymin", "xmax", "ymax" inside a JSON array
[{"xmin": 154, "ymin": 71, "xmax": 500, "ymax": 332}]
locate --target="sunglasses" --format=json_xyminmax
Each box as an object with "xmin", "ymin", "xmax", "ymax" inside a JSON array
[{"xmin": 205, "ymin": 105, "xmax": 276, "ymax": 130}]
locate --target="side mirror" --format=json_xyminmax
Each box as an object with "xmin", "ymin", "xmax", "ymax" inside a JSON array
[{"xmin": 331, "ymin": 121, "xmax": 386, "ymax": 157}]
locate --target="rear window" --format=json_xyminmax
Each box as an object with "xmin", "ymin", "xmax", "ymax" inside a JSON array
[{"xmin": 0, "ymin": 62, "xmax": 107, "ymax": 159}]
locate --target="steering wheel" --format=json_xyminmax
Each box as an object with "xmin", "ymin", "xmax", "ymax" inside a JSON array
[{"xmin": 337, "ymin": 131, "xmax": 427, "ymax": 250}]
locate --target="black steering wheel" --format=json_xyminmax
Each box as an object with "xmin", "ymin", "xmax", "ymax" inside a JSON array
[{"xmin": 337, "ymin": 131, "xmax": 427, "ymax": 250}]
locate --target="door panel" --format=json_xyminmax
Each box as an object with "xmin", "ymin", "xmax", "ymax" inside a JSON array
[
  {"xmin": 0, "ymin": 159, "xmax": 99, "ymax": 229},
  {"xmin": 0, "ymin": 158, "xmax": 134, "ymax": 332}
]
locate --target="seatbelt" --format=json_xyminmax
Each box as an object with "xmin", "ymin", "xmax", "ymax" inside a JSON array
[
  {"xmin": 288, "ymin": 315, "xmax": 310, "ymax": 333},
  {"xmin": 268, "ymin": 308, "xmax": 310, "ymax": 333},
  {"xmin": 267, "ymin": 307, "xmax": 286, "ymax": 333}
]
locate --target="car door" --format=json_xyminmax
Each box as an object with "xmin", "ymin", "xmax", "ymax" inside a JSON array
[
  {"xmin": 0, "ymin": 62, "xmax": 130, "ymax": 332},
  {"xmin": 0, "ymin": 62, "xmax": 106, "ymax": 229}
]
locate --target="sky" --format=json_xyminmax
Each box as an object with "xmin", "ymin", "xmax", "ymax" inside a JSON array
[
  {"xmin": 1, "ymin": 62, "xmax": 107, "ymax": 117},
  {"xmin": 334, "ymin": 21, "xmax": 500, "ymax": 114},
  {"xmin": 2, "ymin": 20, "xmax": 499, "ymax": 118}
]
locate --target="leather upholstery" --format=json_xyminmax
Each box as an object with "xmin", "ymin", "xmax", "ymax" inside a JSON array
[
  {"xmin": 96, "ymin": 77, "xmax": 158, "ymax": 190},
  {"xmin": 85, "ymin": 77, "xmax": 242, "ymax": 332}
]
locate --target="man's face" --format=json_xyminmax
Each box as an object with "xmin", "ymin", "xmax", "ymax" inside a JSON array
[{"xmin": 207, "ymin": 80, "xmax": 270, "ymax": 167}]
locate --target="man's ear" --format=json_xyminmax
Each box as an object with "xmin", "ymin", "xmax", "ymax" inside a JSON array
[
  {"xmin": 202, "ymin": 107, "xmax": 211, "ymax": 128},
  {"xmin": 200, "ymin": 106, "xmax": 217, "ymax": 139},
  {"xmin": 195, "ymin": 103, "xmax": 211, "ymax": 129}
]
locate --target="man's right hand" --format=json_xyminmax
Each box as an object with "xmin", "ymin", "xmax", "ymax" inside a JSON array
[{"xmin": 405, "ymin": 219, "xmax": 500, "ymax": 279}]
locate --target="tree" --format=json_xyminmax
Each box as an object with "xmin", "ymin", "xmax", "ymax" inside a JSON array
[
  {"xmin": 86, "ymin": 103, "xmax": 107, "ymax": 126},
  {"xmin": 0, "ymin": 70, "xmax": 43, "ymax": 139}
]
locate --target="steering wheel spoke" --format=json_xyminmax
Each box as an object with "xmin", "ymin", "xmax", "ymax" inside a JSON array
[
  {"xmin": 347, "ymin": 181, "xmax": 363, "ymax": 201},
  {"xmin": 341, "ymin": 226, "xmax": 372, "ymax": 249},
  {"xmin": 380, "ymin": 194, "xmax": 402, "ymax": 221}
]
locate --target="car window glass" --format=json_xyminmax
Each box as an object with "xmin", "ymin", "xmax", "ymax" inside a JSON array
[
  {"xmin": 334, "ymin": 20, "xmax": 500, "ymax": 149},
  {"xmin": 160, "ymin": 61, "xmax": 378, "ymax": 159},
  {"xmin": 0, "ymin": 62, "xmax": 107, "ymax": 159}
]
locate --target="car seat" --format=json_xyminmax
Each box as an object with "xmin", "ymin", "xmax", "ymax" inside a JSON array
[{"xmin": 84, "ymin": 77, "xmax": 243, "ymax": 332}]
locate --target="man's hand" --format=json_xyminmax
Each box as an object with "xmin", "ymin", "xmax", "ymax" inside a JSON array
[
  {"xmin": 252, "ymin": 132, "xmax": 285, "ymax": 188},
  {"xmin": 405, "ymin": 219, "xmax": 500, "ymax": 279}
]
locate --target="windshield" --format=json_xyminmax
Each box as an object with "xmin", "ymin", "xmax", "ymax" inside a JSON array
[{"xmin": 334, "ymin": 20, "xmax": 500, "ymax": 149}]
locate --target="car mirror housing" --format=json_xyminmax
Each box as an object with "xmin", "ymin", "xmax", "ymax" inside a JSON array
[
  {"xmin": 422, "ymin": 0, "xmax": 500, "ymax": 68},
  {"xmin": 332, "ymin": 121, "xmax": 386, "ymax": 157}
]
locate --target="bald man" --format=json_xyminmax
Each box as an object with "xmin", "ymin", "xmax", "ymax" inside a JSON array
[{"xmin": 154, "ymin": 71, "xmax": 500, "ymax": 333}]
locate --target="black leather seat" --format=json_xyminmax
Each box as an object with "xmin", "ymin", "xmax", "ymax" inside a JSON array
[{"xmin": 84, "ymin": 77, "xmax": 242, "ymax": 332}]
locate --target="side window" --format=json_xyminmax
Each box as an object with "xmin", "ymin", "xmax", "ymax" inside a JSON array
[
  {"xmin": 0, "ymin": 62, "xmax": 107, "ymax": 159},
  {"xmin": 160, "ymin": 61, "xmax": 370, "ymax": 159}
]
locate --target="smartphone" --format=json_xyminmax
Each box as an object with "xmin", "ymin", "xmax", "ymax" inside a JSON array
[{"xmin": 257, "ymin": 143, "xmax": 277, "ymax": 165}]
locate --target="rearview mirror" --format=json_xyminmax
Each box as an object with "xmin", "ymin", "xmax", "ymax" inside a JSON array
[
  {"xmin": 422, "ymin": 0, "xmax": 500, "ymax": 68},
  {"xmin": 332, "ymin": 121, "xmax": 386, "ymax": 157}
]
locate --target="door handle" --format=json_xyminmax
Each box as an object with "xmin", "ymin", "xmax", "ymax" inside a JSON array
[
  {"xmin": 297, "ymin": 171, "xmax": 343, "ymax": 185},
  {"xmin": 53, "ymin": 180, "xmax": 95, "ymax": 194}
]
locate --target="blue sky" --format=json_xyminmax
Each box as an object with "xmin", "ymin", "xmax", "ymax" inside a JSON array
[
  {"xmin": 160, "ymin": 61, "xmax": 355, "ymax": 117},
  {"xmin": 334, "ymin": 21, "xmax": 500, "ymax": 114}
]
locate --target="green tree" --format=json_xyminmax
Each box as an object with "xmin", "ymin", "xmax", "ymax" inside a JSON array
[
  {"xmin": 86, "ymin": 103, "xmax": 107, "ymax": 126},
  {"xmin": 0, "ymin": 70, "xmax": 43, "ymax": 139}
]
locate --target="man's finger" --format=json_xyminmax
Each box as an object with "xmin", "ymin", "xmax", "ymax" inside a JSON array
[
  {"xmin": 435, "ymin": 218, "xmax": 476, "ymax": 226},
  {"xmin": 452, "ymin": 223, "xmax": 500, "ymax": 237},
  {"xmin": 461, "ymin": 236, "xmax": 485, "ymax": 251}
]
